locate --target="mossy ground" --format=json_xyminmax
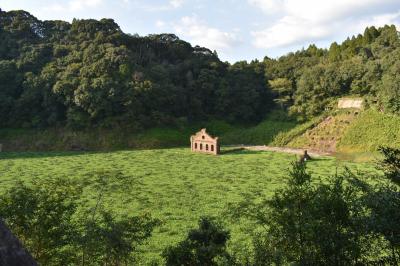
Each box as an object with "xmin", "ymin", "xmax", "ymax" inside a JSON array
[{"xmin": 0, "ymin": 148, "xmax": 380, "ymax": 264}]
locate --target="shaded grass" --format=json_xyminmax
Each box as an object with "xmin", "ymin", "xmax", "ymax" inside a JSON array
[
  {"xmin": 0, "ymin": 122, "xmax": 233, "ymax": 152},
  {"xmin": 0, "ymin": 119, "xmax": 297, "ymax": 152},
  {"xmin": 0, "ymin": 148, "xmax": 380, "ymax": 264},
  {"xmin": 271, "ymin": 116, "xmax": 325, "ymax": 146},
  {"xmin": 222, "ymin": 120, "xmax": 297, "ymax": 145}
]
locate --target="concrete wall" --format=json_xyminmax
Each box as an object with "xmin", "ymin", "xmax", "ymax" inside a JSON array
[{"xmin": 338, "ymin": 98, "xmax": 363, "ymax": 109}]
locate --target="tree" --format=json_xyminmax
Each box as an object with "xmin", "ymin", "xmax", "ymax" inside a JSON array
[
  {"xmin": 249, "ymin": 162, "xmax": 373, "ymax": 265},
  {"xmin": 363, "ymin": 184, "xmax": 400, "ymax": 264},
  {"xmin": 378, "ymin": 146, "xmax": 400, "ymax": 185},
  {"xmin": 78, "ymin": 211, "xmax": 159, "ymax": 265},
  {"xmin": 357, "ymin": 147, "xmax": 400, "ymax": 264},
  {"xmin": 0, "ymin": 179, "xmax": 81, "ymax": 265},
  {"xmin": 378, "ymin": 61, "xmax": 400, "ymax": 114},
  {"xmin": 162, "ymin": 217, "xmax": 231, "ymax": 266},
  {"xmin": 76, "ymin": 170, "xmax": 160, "ymax": 265},
  {"xmin": 268, "ymin": 78, "xmax": 293, "ymax": 108}
]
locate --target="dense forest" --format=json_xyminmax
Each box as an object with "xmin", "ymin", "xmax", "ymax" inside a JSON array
[
  {"xmin": 0, "ymin": 9, "xmax": 270, "ymax": 129},
  {"xmin": 0, "ymin": 8, "xmax": 399, "ymax": 130}
]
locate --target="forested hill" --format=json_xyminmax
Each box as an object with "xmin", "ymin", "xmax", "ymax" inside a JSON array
[
  {"xmin": 266, "ymin": 25, "xmax": 400, "ymax": 120},
  {"xmin": 0, "ymin": 9, "xmax": 270, "ymax": 129},
  {"xmin": 1, "ymin": 8, "xmax": 400, "ymax": 131}
]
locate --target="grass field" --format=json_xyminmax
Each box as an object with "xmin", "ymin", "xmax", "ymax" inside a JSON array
[{"xmin": 0, "ymin": 148, "xmax": 381, "ymax": 264}]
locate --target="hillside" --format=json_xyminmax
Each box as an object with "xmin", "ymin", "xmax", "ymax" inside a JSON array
[
  {"xmin": 1, "ymin": 9, "xmax": 400, "ymax": 156},
  {"xmin": 286, "ymin": 111, "xmax": 359, "ymax": 153},
  {"xmin": 268, "ymin": 108, "xmax": 400, "ymax": 161},
  {"xmin": 0, "ymin": 9, "xmax": 270, "ymax": 130},
  {"xmin": 337, "ymin": 109, "xmax": 400, "ymax": 152}
]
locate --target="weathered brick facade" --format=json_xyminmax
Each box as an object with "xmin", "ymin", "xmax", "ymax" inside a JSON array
[{"xmin": 190, "ymin": 128, "xmax": 220, "ymax": 155}]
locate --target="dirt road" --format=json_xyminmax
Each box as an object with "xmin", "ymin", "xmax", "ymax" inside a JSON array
[{"xmin": 232, "ymin": 145, "xmax": 332, "ymax": 157}]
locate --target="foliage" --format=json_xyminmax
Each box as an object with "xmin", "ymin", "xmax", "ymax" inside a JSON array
[
  {"xmin": 0, "ymin": 9, "xmax": 271, "ymax": 129},
  {"xmin": 269, "ymin": 77, "xmax": 293, "ymax": 108},
  {"xmin": 233, "ymin": 162, "xmax": 386, "ymax": 265},
  {"xmin": 233, "ymin": 147, "xmax": 400, "ymax": 265},
  {"xmin": 0, "ymin": 171, "xmax": 158, "ymax": 265},
  {"xmin": 378, "ymin": 146, "xmax": 400, "ymax": 185},
  {"xmin": 77, "ymin": 170, "xmax": 160, "ymax": 265},
  {"xmin": 1, "ymin": 9, "xmax": 400, "ymax": 131},
  {"xmin": 265, "ymin": 25, "xmax": 400, "ymax": 118},
  {"xmin": 0, "ymin": 179, "xmax": 81, "ymax": 265},
  {"xmin": 78, "ymin": 211, "xmax": 159, "ymax": 265},
  {"xmin": 162, "ymin": 217, "xmax": 231, "ymax": 266},
  {"xmin": 362, "ymin": 184, "xmax": 400, "ymax": 264}
]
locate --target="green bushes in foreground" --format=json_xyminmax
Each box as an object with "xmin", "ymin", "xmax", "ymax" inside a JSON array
[
  {"xmin": 229, "ymin": 147, "xmax": 400, "ymax": 265},
  {"xmin": 0, "ymin": 171, "xmax": 159, "ymax": 265}
]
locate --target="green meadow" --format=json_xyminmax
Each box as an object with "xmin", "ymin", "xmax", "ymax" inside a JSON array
[{"xmin": 0, "ymin": 148, "xmax": 381, "ymax": 264}]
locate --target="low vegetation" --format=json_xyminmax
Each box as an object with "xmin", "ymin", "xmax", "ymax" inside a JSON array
[
  {"xmin": 0, "ymin": 148, "xmax": 379, "ymax": 264},
  {"xmin": 337, "ymin": 109, "xmax": 400, "ymax": 153}
]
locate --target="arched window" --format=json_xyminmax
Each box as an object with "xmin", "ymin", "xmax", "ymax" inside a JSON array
[
  {"xmin": 202, "ymin": 135, "xmax": 205, "ymax": 139},
  {"xmin": 211, "ymin": 145, "xmax": 214, "ymax": 152},
  {"xmin": 206, "ymin": 144, "xmax": 209, "ymax": 151},
  {"xmin": 195, "ymin": 143, "xmax": 197, "ymax": 149},
  {"xmin": 200, "ymin": 143, "xmax": 203, "ymax": 150}
]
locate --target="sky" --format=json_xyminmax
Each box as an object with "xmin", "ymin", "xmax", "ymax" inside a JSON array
[{"xmin": 1, "ymin": 0, "xmax": 400, "ymax": 62}]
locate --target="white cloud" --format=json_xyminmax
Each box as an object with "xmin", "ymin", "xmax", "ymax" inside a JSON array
[
  {"xmin": 356, "ymin": 11, "xmax": 400, "ymax": 31},
  {"xmin": 44, "ymin": 0, "xmax": 103, "ymax": 12},
  {"xmin": 169, "ymin": 0, "xmax": 184, "ymax": 9},
  {"xmin": 156, "ymin": 20, "xmax": 166, "ymax": 28},
  {"xmin": 173, "ymin": 16, "xmax": 240, "ymax": 50},
  {"xmin": 142, "ymin": 0, "xmax": 185, "ymax": 11},
  {"xmin": 249, "ymin": 0, "xmax": 400, "ymax": 49},
  {"xmin": 248, "ymin": 0, "xmax": 284, "ymax": 14},
  {"xmin": 252, "ymin": 16, "xmax": 330, "ymax": 48}
]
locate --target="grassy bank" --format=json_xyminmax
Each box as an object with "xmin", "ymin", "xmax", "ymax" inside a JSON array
[
  {"xmin": 337, "ymin": 109, "xmax": 400, "ymax": 153},
  {"xmin": 0, "ymin": 117, "xmax": 298, "ymax": 152},
  {"xmin": 1, "ymin": 109, "xmax": 399, "ymax": 162}
]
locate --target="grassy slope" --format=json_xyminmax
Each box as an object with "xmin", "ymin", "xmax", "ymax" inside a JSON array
[
  {"xmin": 336, "ymin": 109, "xmax": 400, "ymax": 157},
  {"xmin": 275, "ymin": 109, "xmax": 400, "ymax": 162},
  {"xmin": 0, "ymin": 148, "xmax": 379, "ymax": 264},
  {"xmin": 222, "ymin": 119, "xmax": 297, "ymax": 145},
  {"xmin": 270, "ymin": 116, "xmax": 325, "ymax": 146},
  {"xmin": 286, "ymin": 112, "xmax": 358, "ymax": 153}
]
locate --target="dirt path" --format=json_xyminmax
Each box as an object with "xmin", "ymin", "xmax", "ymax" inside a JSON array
[{"xmin": 231, "ymin": 145, "xmax": 332, "ymax": 157}]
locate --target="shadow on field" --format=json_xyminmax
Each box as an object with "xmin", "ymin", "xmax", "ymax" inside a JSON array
[
  {"xmin": 220, "ymin": 148, "xmax": 262, "ymax": 155},
  {"xmin": 0, "ymin": 151, "xmax": 107, "ymax": 160}
]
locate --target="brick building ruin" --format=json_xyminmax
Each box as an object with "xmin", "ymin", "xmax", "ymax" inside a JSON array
[{"xmin": 190, "ymin": 128, "xmax": 220, "ymax": 155}]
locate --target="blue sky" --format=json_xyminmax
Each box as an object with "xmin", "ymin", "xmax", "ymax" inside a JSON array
[{"xmin": 1, "ymin": 0, "xmax": 400, "ymax": 62}]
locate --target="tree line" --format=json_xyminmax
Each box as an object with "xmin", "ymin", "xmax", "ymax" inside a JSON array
[
  {"xmin": 0, "ymin": 9, "xmax": 270, "ymax": 129},
  {"xmin": 266, "ymin": 25, "xmax": 400, "ymax": 120},
  {"xmin": 1, "ymin": 9, "xmax": 400, "ymax": 130},
  {"xmin": 1, "ymin": 147, "xmax": 400, "ymax": 265}
]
